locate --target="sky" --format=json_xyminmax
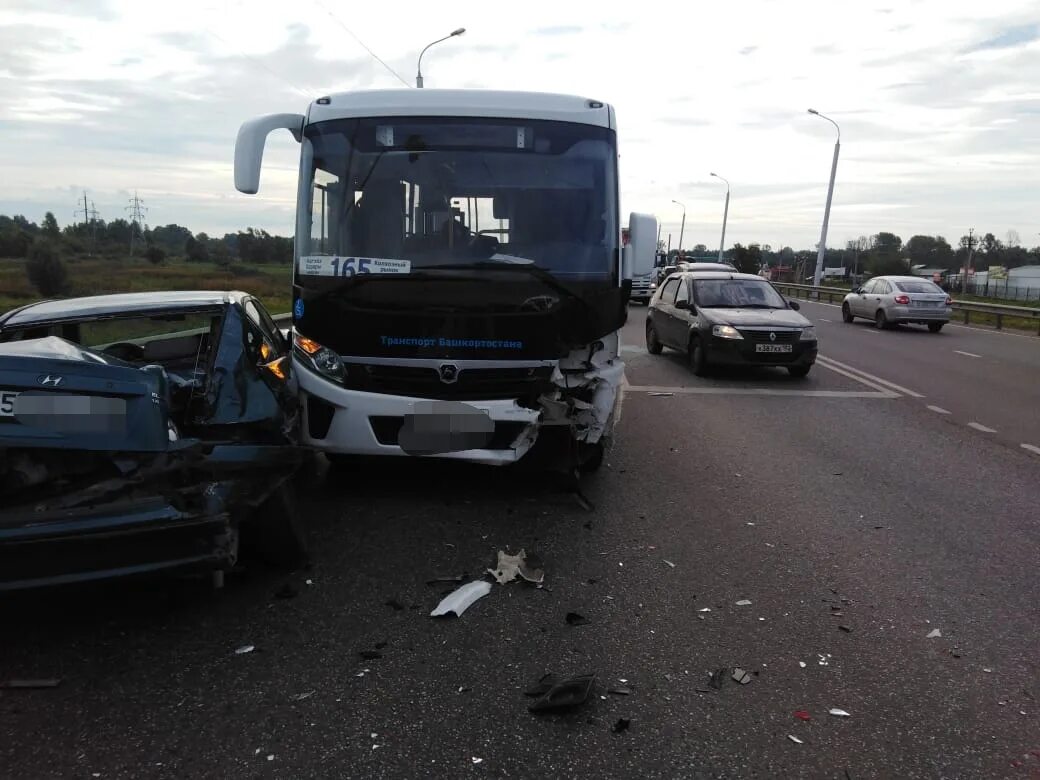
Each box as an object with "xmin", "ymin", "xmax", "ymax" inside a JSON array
[{"xmin": 0, "ymin": 0, "xmax": 1038, "ymax": 251}]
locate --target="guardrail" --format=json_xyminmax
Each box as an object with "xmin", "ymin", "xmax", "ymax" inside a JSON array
[{"xmin": 773, "ymin": 282, "xmax": 1040, "ymax": 335}]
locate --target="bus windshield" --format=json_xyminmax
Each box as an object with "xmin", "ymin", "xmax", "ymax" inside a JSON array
[{"xmin": 297, "ymin": 116, "xmax": 617, "ymax": 284}]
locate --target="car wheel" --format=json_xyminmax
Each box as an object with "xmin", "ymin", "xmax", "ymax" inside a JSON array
[
  {"xmin": 689, "ymin": 337, "xmax": 709, "ymax": 376},
  {"xmin": 788, "ymin": 365, "xmax": 811, "ymax": 378},
  {"xmin": 252, "ymin": 482, "xmax": 308, "ymax": 568},
  {"xmin": 842, "ymin": 303, "xmax": 854, "ymax": 323},
  {"xmin": 875, "ymin": 309, "xmax": 889, "ymax": 330},
  {"xmin": 646, "ymin": 322, "xmax": 663, "ymax": 354},
  {"xmin": 576, "ymin": 440, "xmax": 604, "ymax": 473},
  {"xmin": 927, "ymin": 322, "xmax": 944, "ymax": 333}
]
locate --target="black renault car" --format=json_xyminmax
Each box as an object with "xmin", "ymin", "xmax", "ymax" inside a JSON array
[
  {"xmin": 645, "ymin": 271, "xmax": 818, "ymax": 377},
  {"xmin": 0, "ymin": 291, "xmax": 306, "ymax": 591}
]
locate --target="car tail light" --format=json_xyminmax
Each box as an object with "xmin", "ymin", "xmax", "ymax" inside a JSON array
[{"xmin": 894, "ymin": 294, "xmax": 910, "ymax": 305}]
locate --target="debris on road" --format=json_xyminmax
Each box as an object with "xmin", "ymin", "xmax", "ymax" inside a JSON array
[
  {"xmin": 799, "ymin": 662, "xmax": 807, "ymax": 669},
  {"xmin": 794, "ymin": 710, "xmax": 811, "ymax": 721},
  {"xmin": 648, "ymin": 392, "xmax": 673, "ymax": 397},
  {"xmin": 839, "ymin": 625, "xmax": 853, "ymax": 633},
  {"xmin": 0, "ymin": 679, "xmax": 61, "ymax": 689},
  {"xmin": 735, "ymin": 599, "xmax": 752, "ymax": 606},
  {"xmin": 829, "ymin": 708, "xmax": 852, "ymax": 717},
  {"xmin": 487, "ymin": 549, "xmax": 545, "ymax": 585},
  {"xmin": 663, "ymin": 560, "xmax": 676, "ymax": 568},
  {"xmin": 305, "ymin": 579, "xmax": 314, "ymax": 586},
  {"xmin": 698, "ymin": 607, "xmax": 712, "ymax": 613},
  {"xmin": 612, "ymin": 718, "xmax": 631, "ymax": 733},
  {"xmin": 983, "ymin": 668, "xmax": 993, "ymax": 673},
  {"xmin": 818, "ymin": 654, "xmax": 832, "ymax": 666},
  {"xmin": 732, "ymin": 668, "xmax": 752, "ymax": 685},
  {"xmin": 385, "ymin": 598, "xmax": 406, "ymax": 611},
  {"xmin": 788, "ymin": 735, "xmax": 804, "ymax": 744},
  {"xmin": 566, "ymin": 611, "xmax": 590, "ymax": 626},
  {"xmin": 267, "ymin": 755, "xmax": 275, "ymax": 762},
  {"xmin": 709, "ymin": 669, "xmax": 727, "ymax": 690},
  {"xmin": 355, "ymin": 668, "xmax": 371, "ymax": 678},
  {"xmin": 927, "ymin": 628, "xmax": 942, "ymax": 638},
  {"xmin": 290, "ymin": 691, "xmax": 315, "ymax": 701},
  {"xmin": 234, "ymin": 645, "xmax": 255, "ymax": 655},
  {"xmin": 573, "ymin": 491, "xmax": 595, "ymax": 512},
  {"xmin": 426, "ymin": 575, "xmax": 467, "ymax": 585},
  {"xmin": 472, "ymin": 757, "xmax": 483, "ymax": 765},
  {"xmin": 274, "ymin": 583, "xmax": 298, "ymax": 599},
  {"xmin": 608, "ymin": 686, "xmax": 633, "ymax": 696},
  {"xmin": 430, "ymin": 581, "xmax": 492, "ymax": 618},
  {"xmin": 527, "ymin": 673, "xmax": 597, "ymax": 713},
  {"xmin": 359, "ymin": 650, "xmax": 383, "ymax": 660}
]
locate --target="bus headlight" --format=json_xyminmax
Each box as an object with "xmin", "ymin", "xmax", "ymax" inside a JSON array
[{"xmin": 294, "ymin": 334, "xmax": 345, "ymax": 382}]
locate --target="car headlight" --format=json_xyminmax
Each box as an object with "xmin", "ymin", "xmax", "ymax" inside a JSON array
[
  {"xmin": 649, "ymin": 282, "xmax": 658, "ymax": 289},
  {"xmin": 294, "ymin": 333, "xmax": 346, "ymax": 381},
  {"xmin": 712, "ymin": 324, "xmax": 743, "ymax": 340},
  {"xmin": 800, "ymin": 326, "xmax": 817, "ymax": 341}
]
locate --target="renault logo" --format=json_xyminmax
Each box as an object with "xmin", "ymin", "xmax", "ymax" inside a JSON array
[
  {"xmin": 438, "ymin": 363, "xmax": 459, "ymax": 384},
  {"xmin": 769, "ymin": 332, "xmax": 776, "ymax": 342},
  {"xmin": 37, "ymin": 374, "xmax": 63, "ymax": 386}
]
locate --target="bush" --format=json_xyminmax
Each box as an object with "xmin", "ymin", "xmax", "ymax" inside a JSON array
[
  {"xmin": 26, "ymin": 241, "xmax": 68, "ymax": 296},
  {"xmin": 145, "ymin": 245, "xmax": 166, "ymax": 265}
]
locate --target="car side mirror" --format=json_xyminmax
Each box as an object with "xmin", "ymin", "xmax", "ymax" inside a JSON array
[
  {"xmin": 852, "ymin": 287, "xmax": 863, "ymax": 294},
  {"xmin": 675, "ymin": 299, "xmax": 690, "ymax": 310},
  {"xmin": 787, "ymin": 299, "xmax": 801, "ymax": 311}
]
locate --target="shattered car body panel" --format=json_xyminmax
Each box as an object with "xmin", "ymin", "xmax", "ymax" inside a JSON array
[
  {"xmin": 542, "ymin": 332, "xmax": 624, "ymax": 444},
  {"xmin": 0, "ymin": 291, "xmax": 302, "ymax": 591}
]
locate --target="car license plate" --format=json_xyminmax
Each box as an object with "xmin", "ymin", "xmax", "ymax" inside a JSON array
[
  {"xmin": 0, "ymin": 390, "xmax": 18, "ymax": 417},
  {"xmin": 755, "ymin": 344, "xmax": 792, "ymax": 353}
]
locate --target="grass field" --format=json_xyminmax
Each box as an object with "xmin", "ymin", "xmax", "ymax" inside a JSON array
[{"xmin": 0, "ymin": 258, "xmax": 293, "ymax": 317}]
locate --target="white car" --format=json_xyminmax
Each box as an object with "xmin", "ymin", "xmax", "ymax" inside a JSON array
[{"xmin": 842, "ymin": 275, "xmax": 952, "ymax": 331}]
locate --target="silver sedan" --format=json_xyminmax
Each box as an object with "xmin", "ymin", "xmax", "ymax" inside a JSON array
[{"xmin": 842, "ymin": 275, "xmax": 952, "ymax": 332}]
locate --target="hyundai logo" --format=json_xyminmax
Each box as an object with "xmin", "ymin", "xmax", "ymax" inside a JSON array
[
  {"xmin": 37, "ymin": 374, "xmax": 63, "ymax": 387},
  {"xmin": 769, "ymin": 332, "xmax": 776, "ymax": 342},
  {"xmin": 438, "ymin": 363, "xmax": 459, "ymax": 384}
]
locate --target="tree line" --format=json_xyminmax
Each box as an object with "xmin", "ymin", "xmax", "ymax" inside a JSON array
[{"xmin": 0, "ymin": 212, "xmax": 294, "ymax": 295}]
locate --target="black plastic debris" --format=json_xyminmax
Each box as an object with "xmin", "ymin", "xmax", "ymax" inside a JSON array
[
  {"xmin": 608, "ymin": 687, "xmax": 633, "ymax": 696},
  {"xmin": 709, "ymin": 668, "xmax": 727, "ymax": 690},
  {"xmin": 565, "ymin": 612, "xmax": 590, "ymax": 626},
  {"xmin": 573, "ymin": 492, "xmax": 595, "ymax": 512},
  {"xmin": 613, "ymin": 718, "xmax": 631, "ymax": 733},
  {"xmin": 274, "ymin": 583, "xmax": 298, "ymax": 600},
  {"xmin": 359, "ymin": 650, "xmax": 383, "ymax": 661},
  {"xmin": 385, "ymin": 598, "xmax": 405, "ymax": 611},
  {"xmin": 425, "ymin": 575, "xmax": 467, "ymax": 586},
  {"xmin": 839, "ymin": 625, "xmax": 853, "ymax": 633},
  {"xmin": 528, "ymin": 673, "xmax": 597, "ymax": 713},
  {"xmin": 525, "ymin": 673, "xmax": 559, "ymax": 697}
]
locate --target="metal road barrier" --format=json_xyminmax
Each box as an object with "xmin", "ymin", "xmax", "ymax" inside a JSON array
[{"xmin": 772, "ymin": 283, "xmax": 1040, "ymax": 335}]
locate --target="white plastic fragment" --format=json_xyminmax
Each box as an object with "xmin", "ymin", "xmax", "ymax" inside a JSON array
[
  {"xmin": 488, "ymin": 549, "xmax": 540, "ymax": 584},
  {"xmin": 267, "ymin": 755, "xmax": 275, "ymax": 762},
  {"xmin": 799, "ymin": 662, "xmax": 807, "ymax": 668},
  {"xmin": 926, "ymin": 628, "xmax": 942, "ymax": 638},
  {"xmin": 735, "ymin": 600, "xmax": 752, "ymax": 606},
  {"xmin": 983, "ymin": 668, "xmax": 993, "ymax": 673},
  {"xmin": 698, "ymin": 608, "xmax": 712, "ymax": 613},
  {"xmin": 235, "ymin": 644, "xmax": 255, "ymax": 655},
  {"xmin": 788, "ymin": 735, "xmax": 804, "ymax": 744},
  {"xmin": 664, "ymin": 560, "xmax": 676, "ymax": 568},
  {"xmin": 472, "ymin": 757, "xmax": 484, "ymax": 764},
  {"xmin": 430, "ymin": 580, "xmax": 493, "ymax": 617},
  {"xmin": 829, "ymin": 709, "xmax": 851, "ymax": 717}
]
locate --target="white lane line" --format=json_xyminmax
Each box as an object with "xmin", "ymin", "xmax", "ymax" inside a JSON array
[
  {"xmin": 819, "ymin": 318, "xmax": 833, "ymax": 323},
  {"xmin": 954, "ymin": 350, "xmax": 982, "ymax": 358},
  {"xmin": 1021, "ymin": 444, "xmax": 1040, "ymax": 456},
  {"xmin": 623, "ymin": 385, "xmax": 893, "ymax": 399},
  {"xmin": 927, "ymin": 405, "xmax": 951, "ymax": 414},
  {"xmin": 816, "ymin": 355, "xmax": 926, "ymax": 398},
  {"xmin": 814, "ymin": 360, "xmax": 901, "ymax": 397},
  {"xmin": 967, "ymin": 422, "xmax": 997, "ymax": 433}
]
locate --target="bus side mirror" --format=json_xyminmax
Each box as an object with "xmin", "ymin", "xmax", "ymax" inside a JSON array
[{"xmin": 234, "ymin": 114, "xmax": 305, "ymax": 194}]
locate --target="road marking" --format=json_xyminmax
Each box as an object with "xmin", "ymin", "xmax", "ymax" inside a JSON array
[
  {"xmin": 1021, "ymin": 444, "xmax": 1040, "ymax": 456},
  {"xmin": 623, "ymin": 385, "xmax": 894, "ymax": 399},
  {"xmin": 967, "ymin": 422, "xmax": 997, "ymax": 433},
  {"xmin": 819, "ymin": 318, "xmax": 833, "ymax": 323},
  {"xmin": 927, "ymin": 405, "xmax": 951, "ymax": 414},
  {"xmin": 814, "ymin": 360, "xmax": 901, "ymax": 397},
  {"xmin": 815, "ymin": 355, "xmax": 926, "ymax": 398},
  {"xmin": 954, "ymin": 350, "xmax": 981, "ymax": 358}
]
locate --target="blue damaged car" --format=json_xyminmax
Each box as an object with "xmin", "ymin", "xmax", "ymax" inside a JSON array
[{"xmin": 0, "ymin": 291, "xmax": 306, "ymax": 591}]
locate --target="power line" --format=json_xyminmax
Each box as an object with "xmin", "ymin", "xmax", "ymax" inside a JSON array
[
  {"xmin": 312, "ymin": 0, "xmax": 410, "ymax": 87},
  {"xmin": 74, "ymin": 190, "xmax": 101, "ymax": 256},
  {"xmin": 202, "ymin": 27, "xmax": 316, "ymax": 99}
]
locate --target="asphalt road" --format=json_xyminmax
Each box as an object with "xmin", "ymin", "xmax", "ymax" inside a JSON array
[{"xmin": 1, "ymin": 308, "xmax": 1038, "ymax": 779}]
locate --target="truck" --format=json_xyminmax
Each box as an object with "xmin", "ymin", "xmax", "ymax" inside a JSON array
[
  {"xmin": 629, "ymin": 248, "xmax": 666, "ymax": 305},
  {"xmin": 234, "ymin": 89, "xmax": 656, "ymax": 471}
]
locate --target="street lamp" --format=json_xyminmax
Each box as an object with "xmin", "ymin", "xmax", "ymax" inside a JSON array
[
  {"xmin": 671, "ymin": 199, "xmax": 686, "ymax": 254},
  {"xmin": 416, "ymin": 28, "xmax": 466, "ymax": 88},
  {"xmin": 710, "ymin": 172, "xmax": 730, "ymax": 263},
  {"xmin": 808, "ymin": 108, "xmax": 841, "ymax": 290}
]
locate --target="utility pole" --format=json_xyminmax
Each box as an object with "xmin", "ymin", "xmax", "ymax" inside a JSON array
[
  {"xmin": 965, "ymin": 227, "xmax": 975, "ymax": 293},
  {"xmin": 74, "ymin": 191, "xmax": 103, "ymax": 255},
  {"xmin": 125, "ymin": 191, "xmax": 147, "ymax": 257}
]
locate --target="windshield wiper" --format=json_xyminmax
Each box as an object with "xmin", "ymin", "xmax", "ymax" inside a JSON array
[{"xmin": 417, "ymin": 262, "xmax": 594, "ymax": 315}]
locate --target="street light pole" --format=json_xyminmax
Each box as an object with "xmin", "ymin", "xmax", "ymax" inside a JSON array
[
  {"xmin": 671, "ymin": 199, "xmax": 686, "ymax": 255},
  {"xmin": 808, "ymin": 108, "xmax": 840, "ymax": 290},
  {"xmin": 710, "ymin": 172, "xmax": 730, "ymax": 262},
  {"xmin": 416, "ymin": 28, "xmax": 466, "ymax": 88}
]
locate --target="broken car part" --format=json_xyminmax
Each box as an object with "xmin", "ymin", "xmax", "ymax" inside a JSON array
[
  {"xmin": 430, "ymin": 580, "xmax": 492, "ymax": 617},
  {"xmin": 527, "ymin": 673, "xmax": 597, "ymax": 713}
]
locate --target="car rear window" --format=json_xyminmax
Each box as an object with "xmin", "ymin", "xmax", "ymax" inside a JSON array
[
  {"xmin": 76, "ymin": 313, "xmax": 219, "ymax": 347},
  {"xmin": 894, "ymin": 280, "xmax": 943, "ymax": 294}
]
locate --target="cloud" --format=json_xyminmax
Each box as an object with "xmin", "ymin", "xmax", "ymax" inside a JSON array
[
  {"xmin": 966, "ymin": 23, "xmax": 1039, "ymax": 52},
  {"xmin": 533, "ymin": 25, "xmax": 583, "ymax": 36},
  {"xmin": 739, "ymin": 45, "xmax": 758, "ymax": 55}
]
